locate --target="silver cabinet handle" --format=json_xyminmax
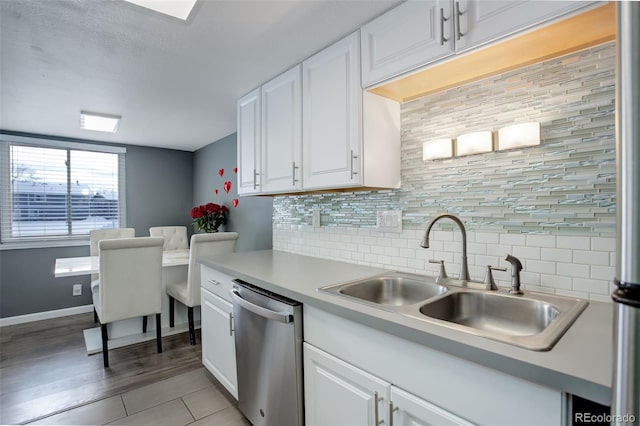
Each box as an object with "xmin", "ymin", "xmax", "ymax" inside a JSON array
[
  {"xmin": 455, "ymin": 2, "xmax": 463, "ymax": 40},
  {"xmin": 253, "ymin": 168, "xmax": 260, "ymax": 190},
  {"xmin": 292, "ymin": 161, "xmax": 299, "ymax": 186},
  {"xmin": 389, "ymin": 401, "xmax": 396, "ymax": 426},
  {"xmin": 228, "ymin": 312, "xmax": 233, "ymax": 336},
  {"xmin": 230, "ymin": 288, "xmax": 293, "ymax": 323},
  {"xmin": 207, "ymin": 279, "xmax": 221, "ymax": 286},
  {"xmin": 374, "ymin": 392, "xmax": 381, "ymax": 425},
  {"xmin": 350, "ymin": 149, "xmax": 358, "ymax": 179},
  {"xmin": 440, "ymin": 8, "xmax": 449, "ymax": 46}
]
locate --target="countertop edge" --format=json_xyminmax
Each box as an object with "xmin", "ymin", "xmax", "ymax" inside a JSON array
[{"xmin": 199, "ymin": 251, "xmax": 612, "ymax": 406}]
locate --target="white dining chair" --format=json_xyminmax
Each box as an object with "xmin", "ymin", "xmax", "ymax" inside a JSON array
[
  {"xmin": 89, "ymin": 228, "xmax": 135, "ymax": 322},
  {"xmin": 92, "ymin": 237, "xmax": 164, "ymax": 368},
  {"xmin": 167, "ymin": 232, "xmax": 238, "ymax": 345},
  {"xmin": 149, "ymin": 226, "xmax": 189, "ymax": 251}
]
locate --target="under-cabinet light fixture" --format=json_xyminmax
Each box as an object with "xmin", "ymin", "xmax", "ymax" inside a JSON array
[
  {"xmin": 423, "ymin": 139, "xmax": 453, "ymax": 161},
  {"xmin": 456, "ymin": 131, "xmax": 493, "ymax": 156},
  {"xmin": 497, "ymin": 122, "xmax": 541, "ymax": 150},
  {"xmin": 80, "ymin": 111, "xmax": 121, "ymax": 133},
  {"xmin": 124, "ymin": 0, "xmax": 198, "ymax": 20}
]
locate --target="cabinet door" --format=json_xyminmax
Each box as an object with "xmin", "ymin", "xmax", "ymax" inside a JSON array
[
  {"xmin": 201, "ymin": 288, "xmax": 237, "ymax": 399},
  {"xmin": 237, "ymin": 88, "xmax": 261, "ymax": 195},
  {"xmin": 302, "ymin": 31, "xmax": 362, "ymax": 190},
  {"xmin": 304, "ymin": 343, "xmax": 389, "ymax": 426},
  {"xmin": 390, "ymin": 386, "xmax": 474, "ymax": 426},
  {"xmin": 361, "ymin": 0, "xmax": 455, "ymax": 87},
  {"xmin": 455, "ymin": 0, "xmax": 593, "ymax": 52},
  {"xmin": 261, "ymin": 65, "xmax": 302, "ymax": 193}
]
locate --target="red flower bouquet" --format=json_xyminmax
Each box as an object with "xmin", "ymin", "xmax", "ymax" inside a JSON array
[{"xmin": 190, "ymin": 202, "xmax": 228, "ymax": 233}]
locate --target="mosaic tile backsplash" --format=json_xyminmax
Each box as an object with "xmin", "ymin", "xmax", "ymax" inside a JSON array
[{"xmin": 273, "ymin": 42, "xmax": 617, "ymax": 301}]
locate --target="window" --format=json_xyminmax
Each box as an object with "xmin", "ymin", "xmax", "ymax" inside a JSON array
[{"xmin": 0, "ymin": 135, "xmax": 126, "ymax": 246}]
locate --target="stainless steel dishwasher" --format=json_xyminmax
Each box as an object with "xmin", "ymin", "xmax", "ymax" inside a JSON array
[{"xmin": 230, "ymin": 279, "xmax": 303, "ymax": 426}]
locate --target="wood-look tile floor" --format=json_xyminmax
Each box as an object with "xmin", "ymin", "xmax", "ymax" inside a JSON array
[{"xmin": 0, "ymin": 312, "xmax": 248, "ymax": 425}]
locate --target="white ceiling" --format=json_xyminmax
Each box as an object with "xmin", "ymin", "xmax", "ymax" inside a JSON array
[{"xmin": 0, "ymin": 0, "xmax": 399, "ymax": 151}]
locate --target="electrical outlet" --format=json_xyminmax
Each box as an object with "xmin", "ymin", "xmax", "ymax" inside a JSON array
[
  {"xmin": 312, "ymin": 209, "xmax": 321, "ymax": 228},
  {"xmin": 376, "ymin": 210, "xmax": 403, "ymax": 233},
  {"xmin": 72, "ymin": 284, "xmax": 82, "ymax": 296}
]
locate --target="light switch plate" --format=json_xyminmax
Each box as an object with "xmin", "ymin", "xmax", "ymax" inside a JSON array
[
  {"xmin": 376, "ymin": 210, "xmax": 402, "ymax": 233},
  {"xmin": 72, "ymin": 284, "xmax": 82, "ymax": 296}
]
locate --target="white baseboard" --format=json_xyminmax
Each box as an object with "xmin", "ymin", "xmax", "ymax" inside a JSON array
[{"xmin": 0, "ymin": 304, "xmax": 94, "ymax": 327}]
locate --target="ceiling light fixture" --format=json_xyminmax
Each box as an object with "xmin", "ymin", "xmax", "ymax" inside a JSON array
[
  {"xmin": 124, "ymin": 0, "xmax": 198, "ymax": 21},
  {"xmin": 80, "ymin": 111, "xmax": 121, "ymax": 133}
]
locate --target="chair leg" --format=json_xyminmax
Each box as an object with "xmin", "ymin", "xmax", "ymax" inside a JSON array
[
  {"xmin": 169, "ymin": 296, "xmax": 175, "ymax": 327},
  {"xmin": 93, "ymin": 308, "xmax": 98, "ymax": 323},
  {"xmin": 101, "ymin": 323, "xmax": 109, "ymax": 368},
  {"xmin": 156, "ymin": 313, "xmax": 163, "ymax": 354},
  {"xmin": 188, "ymin": 307, "xmax": 195, "ymax": 345},
  {"xmin": 142, "ymin": 316, "xmax": 148, "ymax": 333}
]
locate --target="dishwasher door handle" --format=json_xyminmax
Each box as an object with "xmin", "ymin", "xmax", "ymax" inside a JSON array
[{"xmin": 230, "ymin": 288, "xmax": 293, "ymax": 323}]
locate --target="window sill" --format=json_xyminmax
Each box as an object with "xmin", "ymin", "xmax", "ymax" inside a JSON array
[{"xmin": 0, "ymin": 238, "xmax": 89, "ymax": 251}]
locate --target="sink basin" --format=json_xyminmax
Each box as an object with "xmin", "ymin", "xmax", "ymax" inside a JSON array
[
  {"xmin": 418, "ymin": 292, "xmax": 559, "ymax": 336},
  {"xmin": 319, "ymin": 272, "xmax": 587, "ymax": 351},
  {"xmin": 410, "ymin": 290, "xmax": 588, "ymax": 350},
  {"xmin": 321, "ymin": 274, "xmax": 447, "ymax": 307}
]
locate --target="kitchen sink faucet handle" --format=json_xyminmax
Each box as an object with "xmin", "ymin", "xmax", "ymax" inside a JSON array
[
  {"xmin": 484, "ymin": 265, "xmax": 507, "ymax": 291},
  {"xmin": 429, "ymin": 259, "xmax": 448, "ymax": 283},
  {"xmin": 505, "ymin": 254, "xmax": 524, "ymax": 295}
]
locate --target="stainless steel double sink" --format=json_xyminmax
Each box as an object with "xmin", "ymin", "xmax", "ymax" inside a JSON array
[{"xmin": 320, "ymin": 272, "xmax": 588, "ymax": 351}]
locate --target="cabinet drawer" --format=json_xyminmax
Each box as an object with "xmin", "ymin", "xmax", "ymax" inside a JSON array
[{"xmin": 201, "ymin": 266, "xmax": 234, "ymax": 302}]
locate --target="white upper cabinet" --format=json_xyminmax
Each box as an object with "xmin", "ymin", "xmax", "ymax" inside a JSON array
[
  {"xmin": 303, "ymin": 32, "xmax": 400, "ymax": 191},
  {"xmin": 238, "ymin": 31, "xmax": 400, "ymax": 196},
  {"xmin": 455, "ymin": 0, "xmax": 594, "ymax": 52},
  {"xmin": 361, "ymin": 0, "xmax": 597, "ymax": 87},
  {"xmin": 237, "ymin": 88, "xmax": 261, "ymax": 195},
  {"xmin": 361, "ymin": 0, "xmax": 454, "ymax": 87},
  {"xmin": 302, "ymin": 32, "xmax": 363, "ymax": 190},
  {"xmin": 261, "ymin": 65, "xmax": 302, "ymax": 193}
]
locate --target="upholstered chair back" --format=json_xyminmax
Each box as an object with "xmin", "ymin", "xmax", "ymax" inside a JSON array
[
  {"xmin": 89, "ymin": 228, "xmax": 135, "ymax": 281},
  {"xmin": 96, "ymin": 237, "xmax": 164, "ymax": 324},
  {"xmin": 186, "ymin": 232, "xmax": 238, "ymax": 307},
  {"xmin": 149, "ymin": 226, "xmax": 189, "ymax": 251}
]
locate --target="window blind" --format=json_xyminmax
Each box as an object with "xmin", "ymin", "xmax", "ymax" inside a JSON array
[{"xmin": 0, "ymin": 136, "xmax": 126, "ymax": 244}]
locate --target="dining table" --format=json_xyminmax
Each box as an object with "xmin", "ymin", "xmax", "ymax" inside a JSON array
[{"xmin": 55, "ymin": 249, "xmax": 199, "ymax": 354}]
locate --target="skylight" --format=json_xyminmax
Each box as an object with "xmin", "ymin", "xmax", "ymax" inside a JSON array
[
  {"xmin": 124, "ymin": 0, "xmax": 198, "ymax": 20},
  {"xmin": 80, "ymin": 111, "xmax": 121, "ymax": 133}
]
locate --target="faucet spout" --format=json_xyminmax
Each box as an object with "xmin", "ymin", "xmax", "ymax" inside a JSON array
[{"xmin": 421, "ymin": 213, "xmax": 470, "ymax": 282}]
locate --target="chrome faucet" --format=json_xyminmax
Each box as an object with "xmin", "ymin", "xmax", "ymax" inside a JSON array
[
  {"xmin": 421, "ymin": 213, "xmax": 470, "ymax": 282},
  {"xmin": 505, "ymin": 254, "xmax": 524, "ymax": 295}
]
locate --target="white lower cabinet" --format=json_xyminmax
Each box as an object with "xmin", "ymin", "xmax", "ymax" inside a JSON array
[
  {"xmin": 304, "ymin": 343, "xmax": 472, "ymax": 426},
  {"xmin": 390, "ymin": 386, "xmax": 472, "ymax": 426},
  {"xmin": 201, "ymin": 287, "xmax": 237, "ymax": 399},
  {"xmin": 304, "ymin": 305, "xmax": 564, "ymax": 426},
  {"xmin": 304, "ymin": 343, "xmax": 389, "ymax": 426}
]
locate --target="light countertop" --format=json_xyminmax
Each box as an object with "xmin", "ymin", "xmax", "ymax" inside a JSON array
[{"xmin": 200, "ymin": 249, "xmax": 613, "ymax": 406}]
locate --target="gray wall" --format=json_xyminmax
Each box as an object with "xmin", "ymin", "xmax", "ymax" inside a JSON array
[
  {"xmin": 0, "ymin": 132, "xmax": 193, "ymax": 318},
  {"xmin": 193, "ymin": 133, "xmax": 272, "ymax": 252}
]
